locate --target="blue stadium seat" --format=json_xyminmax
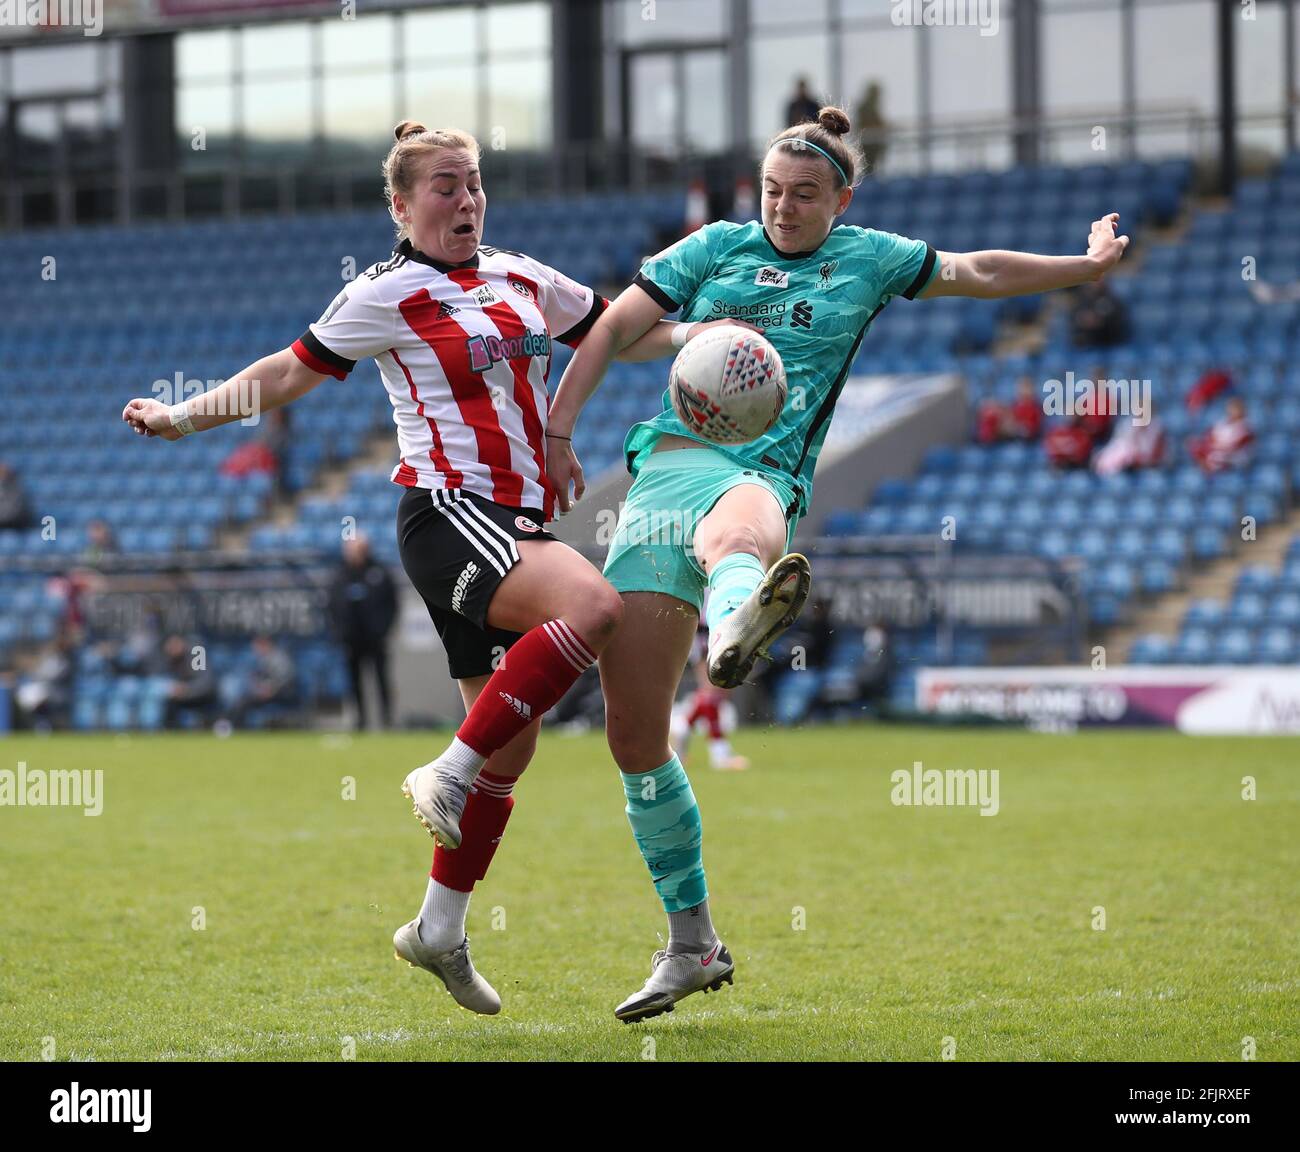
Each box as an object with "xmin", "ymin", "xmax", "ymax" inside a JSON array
[{"xmin": 1129, "ymin": 634, "xmax": 1174, "ymax": 664}]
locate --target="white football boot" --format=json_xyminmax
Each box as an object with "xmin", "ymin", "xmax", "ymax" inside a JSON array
[
  {"xmin": 392, "ymin": 919, "xmax": 501, "ymax": 1015},
  {"xmin": 401, "ymin": 762, "xmax": 470, "ymax": 849},
  {"xmin": 613, "ymin": 940, "xmax": 736, "ymax": 1022},
  {"xmin": 707, "ymin": 553, "xmax": 812, "ymax": 689}
]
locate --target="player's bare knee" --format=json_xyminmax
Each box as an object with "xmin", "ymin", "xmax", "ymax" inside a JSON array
[
  {"xmin": 705, "ymin": 524, "xmax": 765, "ymax": 568},
  {"xmin": 564, "ymin": 580, "xmax": 623, "ymax": 646},
  {"xmin": 606, "ymin": 719, "xmax": 668, "ymax": 773}
]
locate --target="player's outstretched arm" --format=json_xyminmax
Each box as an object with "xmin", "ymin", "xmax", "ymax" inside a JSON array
[
  {"xmin": 545, "ymin": 285, "xmax": 667, "ymax": 513},
  {"xmin": 617, "ymin": 317, "xmax": 760, "ymax": 363},
  {"xmin": 549, "ymin": 285, "xmax": 667, "ymax": 436},
  {"xmin": 920, "ymin": 212, "xmax": 1130, "ymax": 300},
  {"xmin": 121, "ymin": 347, "xmax": 328, "ymax": 440}
]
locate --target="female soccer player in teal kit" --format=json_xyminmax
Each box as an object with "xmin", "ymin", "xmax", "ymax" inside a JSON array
[{"xmin": 548, "ymin": 106, "xmax": 1130, "ymax": 1021}]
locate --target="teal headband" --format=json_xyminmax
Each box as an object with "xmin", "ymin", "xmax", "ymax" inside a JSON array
[{"xmin": 769, "ymin": 136, "xmax": 849, "ymax": 187}]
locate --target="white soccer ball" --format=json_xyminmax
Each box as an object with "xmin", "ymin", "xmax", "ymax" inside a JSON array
[{"xmin": 669, "ymin": 325, "xmax": 787, "ymax": 445}]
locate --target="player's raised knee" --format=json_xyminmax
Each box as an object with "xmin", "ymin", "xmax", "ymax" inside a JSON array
[{"xmin": 707, "ymin": 523, "xmax": 765, "ymax": 565}]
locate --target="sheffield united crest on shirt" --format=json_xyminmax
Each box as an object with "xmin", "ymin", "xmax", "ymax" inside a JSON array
[{"xmin": 507, "ymin": 275, "xmax": 537, "ymax": 302}]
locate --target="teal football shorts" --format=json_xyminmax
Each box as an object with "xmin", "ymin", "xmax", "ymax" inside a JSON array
[{"xmin": 602, "ymin": 445, "xmax": 799, "ymax": 612}]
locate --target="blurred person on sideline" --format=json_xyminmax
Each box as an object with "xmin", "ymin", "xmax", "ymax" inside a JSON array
[
  {"xmin": 328, "ymin": 535, "xmax": 398, "ymax": 730},
  {"xmin": 161, "ymin": 633, "xmax": 217, "ymax": 729},
  {"xmin": 12, "ymin": 632, "xmax": 75, "ymax": 732},
  {"xmin": 785, "ymin": 77, "xmax": 821, "ymax": 127},
  {"xmin": 670, "ymin": 623, "xmax": 748, "ymax": 772},
  {"xmin": 855, "ymin": 81, "xmax": 888, "ymax": 174},
  {"xmin": 223, "ymin": 634, "xmax": 297, "ymax": 730},
  {"xmin": 855, "ymin": 623, "xmax": 892, "ymax": 712}
]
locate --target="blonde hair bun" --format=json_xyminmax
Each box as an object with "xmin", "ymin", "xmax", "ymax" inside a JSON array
[{"xmin": 394, "ymin": 120, "xmax": 428, "ymax": 141}]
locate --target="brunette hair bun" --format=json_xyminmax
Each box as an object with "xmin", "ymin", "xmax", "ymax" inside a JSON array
[{"xmin": 817, "ymin": 106, "xmax": 851, "ymax": 136}]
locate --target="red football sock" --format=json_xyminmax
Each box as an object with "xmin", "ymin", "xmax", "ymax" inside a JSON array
[
  {"xmin": 432, "ymin": 770, "xmax": 517, "ymax": 893},
  {"xmin": 456, "ymin": 619, "xmax": 595, "ymax": 757}
]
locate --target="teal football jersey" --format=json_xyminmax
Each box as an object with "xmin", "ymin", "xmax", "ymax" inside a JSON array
[{"xmin": 627, "ymin": 220, "xmax": 938, "ymax": 516}]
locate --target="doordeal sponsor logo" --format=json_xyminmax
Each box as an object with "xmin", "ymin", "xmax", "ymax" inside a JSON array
[{"xmin": 465, "ymin": 330, "xmax": 551, "ymax": 372}]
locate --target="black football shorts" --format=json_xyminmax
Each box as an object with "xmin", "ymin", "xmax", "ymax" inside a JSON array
[{"xmin": 396, "ymin": 486, "xmax": 559, "ymax": 679}]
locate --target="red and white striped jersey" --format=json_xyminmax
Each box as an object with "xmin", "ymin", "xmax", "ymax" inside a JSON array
[{"xmin": 291, "ymin": 239, "xmax": 608, "ymax": 520}]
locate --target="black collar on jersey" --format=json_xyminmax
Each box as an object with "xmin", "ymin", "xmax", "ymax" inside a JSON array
[
  {"xmin": 395, "ymin": 237, "xmax": 479, "ymax": 273},
  {"xmin": 761, "ymin": 225, "xmax": 831, "ymax": 261}
]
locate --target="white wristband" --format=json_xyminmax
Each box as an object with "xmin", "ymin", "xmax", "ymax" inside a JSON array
[
  {"xmin": 670, "ymin": 323, "xmax": 691, "ymax": 349},
  {"xmin": 169, "ymin": 402, "xmax": 197, "ymax": 436}
]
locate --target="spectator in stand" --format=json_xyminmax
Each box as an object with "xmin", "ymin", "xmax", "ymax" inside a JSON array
[
  {"xmin": 784, "ymin": 77, "xmax": 821, "ymax": 127},
  {"xmin": 854, "ymin": 81, "xmax": 888, "ymax": 173},
  {"xmin": 328, "ymin": 535, "xmax": 398, "ymax": 730},
  {"xmin": 1044, "ymin": 415, "xmax": 1095, "ymax": 469},
  {"xmin": 977, "ymin": 376, "xmax": 1042, "ymax": 444},
  {"xmin": 1248, "ymin": 279, "xmax": 1300, "ymax": 304},
  {"xmin": 217, "ymin": 403, "xmax": 291, "ymax": 498},
  {"xmin": 1186, "ymin": 367, "xmax": 1232, "ymax": 412},
  {"xmin": 82, "ymin": 520, "xmax": 117, "ymax": 566},
  {"xmin": 219, "ymin": 437, "xmax": 277, "ymax": 486},
  {"xmin": 1070, "ymin": 280, "xmax": 1130, "ymax": 348},
  {"xmin": 161, "ymin": 633, "xmax": 217, "ymax": 729},
  {"xmin": 0, "ymin": 462, "xmax": 31, "ymax": 530},
  {"xmin": 224, "ymin": 634, "xmax": 297, "ymax": 729},
  {"xmin": 49, "ymin": 520, "xmax": 119, "ymax": 637},
  {"xmin": 114, "ymin": 605, "xmax": 165, "ymax": 675},
  {"xmin": 1189, "ymin": 397, "xmax": 1255, "ymax": 473},
  {"xmin": 264, "ymin": 406, "xmax": 292, "ymax": 499},
  {"xmin": 1094, "ymin": 413, "xmax": 1166, "ymax": 475},
  {"xmin": 12, "ymin": 632, "xmax": 75, "ymax": 732},
  {"xmin": 1078, "ymin": 363, "xmax": 1115, "ymax": 445}
]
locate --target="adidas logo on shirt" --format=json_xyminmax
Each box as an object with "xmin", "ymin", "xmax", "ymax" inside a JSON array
[{"xmin": 499, "ymin": 692, "xmax": 532, "ymax": 720}]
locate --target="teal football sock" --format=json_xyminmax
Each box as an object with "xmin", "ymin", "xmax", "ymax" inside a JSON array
[
  {"xmin": 621, "ymin": 755, "xmax": 707, "ymax": 914},
  {"xmin": 705, "ymin": 551, "xmax": 766, "ymax": 633}
]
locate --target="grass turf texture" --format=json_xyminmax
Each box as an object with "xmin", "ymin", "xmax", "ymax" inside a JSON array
[{"xmin": 1, "ymin": 727, "xmax": 1297, "ymax": 1062}]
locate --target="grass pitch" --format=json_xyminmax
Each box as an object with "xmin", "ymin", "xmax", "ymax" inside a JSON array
[{"xmin": 1, "ymin": 726, "xmax": 1297, "ymax": 1061}]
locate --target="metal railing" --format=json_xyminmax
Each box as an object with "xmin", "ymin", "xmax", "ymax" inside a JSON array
[{"xmin": 3, "ymin": 106, "xmax": 1296, "ymax": 232}]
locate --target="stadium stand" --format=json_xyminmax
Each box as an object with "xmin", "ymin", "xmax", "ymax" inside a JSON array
[{"xmin": 8, "ymin": 150, "xmax": 1300, "ymax": 731}]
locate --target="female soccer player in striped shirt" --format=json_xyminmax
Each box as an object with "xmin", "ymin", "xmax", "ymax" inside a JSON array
[
  {"xmin": 549, "ymin": 106, "xmax": 1129, "ymax": 1021},
  {"xmin": 122, "ymin": 121, "xmax": 724, "ymax": 1016}
]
